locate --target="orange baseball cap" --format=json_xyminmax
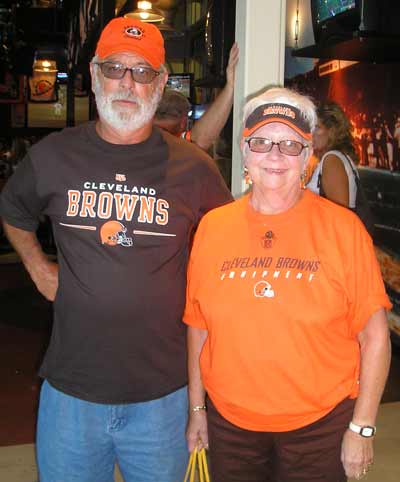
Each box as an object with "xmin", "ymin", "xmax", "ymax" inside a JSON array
[{"xmin": 95, "ymin": 17, "xmax": 165, "ymax": 69}]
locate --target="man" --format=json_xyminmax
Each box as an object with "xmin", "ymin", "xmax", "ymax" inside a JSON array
[
  {"xmin": 154, "ymin": 43, "xmax": 239, "ymax": 151},
  {"xmin": 154, "ymin": 88, "xmax": 191, "ymax": 137},
  {"xmin": 0, "ymin": 17, "xmax": 232, "ymax": 482}
]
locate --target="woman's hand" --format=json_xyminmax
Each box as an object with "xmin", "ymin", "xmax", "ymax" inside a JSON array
[
  {"xmin": 186, "ymin": 411, "xmax": 209, "ymax": 452},
  {"xmin": 340, "ymin": 429, "xmax": 374, "ymax": 479}
]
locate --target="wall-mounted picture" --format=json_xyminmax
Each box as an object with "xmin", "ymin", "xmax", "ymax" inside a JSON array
[{"xmin": 287, "ymin": 60, "xmax": 400, "ymax": 343}]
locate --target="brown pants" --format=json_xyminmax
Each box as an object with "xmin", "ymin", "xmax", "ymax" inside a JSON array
[{"xmin": 207, "ymin": 397, "xmax": 355, "ymax": 482}]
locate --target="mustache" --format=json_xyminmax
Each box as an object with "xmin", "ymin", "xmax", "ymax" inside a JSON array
[{"xmin": 108, "ymin": 91, "xmax": 144, "ymax": 104}]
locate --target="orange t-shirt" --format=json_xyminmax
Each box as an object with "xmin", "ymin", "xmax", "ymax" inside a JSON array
[{"xmin": 183, "ymin": 190, "xmax": 391, "ymax": 432}]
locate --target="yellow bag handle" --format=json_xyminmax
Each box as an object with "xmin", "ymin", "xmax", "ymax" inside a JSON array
[
  {"xmin": 183, "ymin": 450, "xmax": 196, "ymax": 482},
  {"xmin": 183, "ymin": 447, "xmax": 210, "ymax": 482},
  {"xmin": 198, "ymin": 447, "xmax": 210, "ymax": 482}
]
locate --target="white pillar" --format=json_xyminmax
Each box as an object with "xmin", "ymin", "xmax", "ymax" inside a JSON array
[{"xmin": 232, "ymin": 0, "xmax": 287, "ymax": 198}]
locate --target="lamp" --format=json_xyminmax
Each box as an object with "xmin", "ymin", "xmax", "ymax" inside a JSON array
[
  {"xmin": 124, "ymin": 1, "xmax": 164, "ymax": 23},
  {"xmin": 33, "ymin": 59, "xmax": 58, "ymax": 73}
]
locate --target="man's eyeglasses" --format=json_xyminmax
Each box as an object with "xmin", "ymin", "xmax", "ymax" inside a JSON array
[
  {"xmin": 94, "ymin": 62, "xmax": 160, "ymax": 84},
  {"xmin": 245, "ymin": 137, "xmax": 309, "ymax": 156}
]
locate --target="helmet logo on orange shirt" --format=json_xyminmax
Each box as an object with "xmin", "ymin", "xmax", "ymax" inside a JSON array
[
  {"xmin": 100, "ymin": 220, "xmax": 133, "ymax": 247},
  {"xmin": 254, "ymin": 280, "xmax": 275, "ymax": 298},
  {"xmin": 261, "ymin": 230, "xmax": 276, "ymax": 249}
]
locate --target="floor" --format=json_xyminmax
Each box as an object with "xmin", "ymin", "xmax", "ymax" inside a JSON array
[{"xmin": 0, "ymin": 257, "xmax": 399, "ymax": 481}]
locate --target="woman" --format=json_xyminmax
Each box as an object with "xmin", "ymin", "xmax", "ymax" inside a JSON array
[
  {"xmin": 184, "ymin": 87, "xmax": 391, "ymax": 482},
  {"xmin": 307, "ymin": 101, "xmax": 359, "ymax": 208}
]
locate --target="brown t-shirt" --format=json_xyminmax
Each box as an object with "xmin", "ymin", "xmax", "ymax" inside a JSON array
[{"xmin": 0, "ymin": 122, "xmax": 232, "ymax": 403}]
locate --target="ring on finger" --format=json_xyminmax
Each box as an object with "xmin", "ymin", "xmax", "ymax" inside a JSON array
[{"xmin": 356, "ymin": 469, "xmax": 367, "ymax": 479}]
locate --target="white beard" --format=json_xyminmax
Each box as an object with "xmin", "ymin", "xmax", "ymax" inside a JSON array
[{"xmin": 93, "ymin": 74, "xmax": 162, "ymax": 132}]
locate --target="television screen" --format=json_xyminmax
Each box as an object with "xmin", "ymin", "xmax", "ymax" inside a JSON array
[
  {"xmin": 189, "ymin": 104, "xmax": 209, "ymax": 121},
  {"xmin": 165, "ymin": 74, "xmax": 192, "ymax": 99},
  {"xmin": 315, "ymin": 0, "xmax": 356, "ymax": 24}
]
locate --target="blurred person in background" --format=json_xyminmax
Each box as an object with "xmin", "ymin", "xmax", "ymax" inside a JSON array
[
  {"xmin": 307, "ymin": 100, "xmax": 359, "ymax": 208},
  {"xmin": 154, "ymin": 43, "xmax": 239, "ymax": 151}
]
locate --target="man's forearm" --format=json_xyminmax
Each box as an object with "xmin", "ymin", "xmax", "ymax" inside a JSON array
[
  {"xmin": 3, "ymin": 222, "xmax": 59, "ymax": 303},
  {"xmin": 3, "ymin": 222, "xmax": 48, "ymax": 276},
  {"xmin": 190, "ymin": 43, "xmax": 238, "ymax": 151},
  {"xmin": 190, "ymin": 85, "xmax": 234, "ymax": 151}
]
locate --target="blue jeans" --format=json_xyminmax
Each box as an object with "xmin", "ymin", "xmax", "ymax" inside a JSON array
[{"xmin": 37, "ymin": 381, "xmax": 189, "ymax": 482}]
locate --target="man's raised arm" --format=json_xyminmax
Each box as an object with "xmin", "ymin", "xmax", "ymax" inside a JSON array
[{"xmin": 190, "ymin": 43, "xmax": 239, "ymax": 150}]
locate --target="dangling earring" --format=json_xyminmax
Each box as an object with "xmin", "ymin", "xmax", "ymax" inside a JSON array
[
  {"xmin": 300, "ymin": 171, "xmax": 306, "ymax": 190},
  {"xmin": 243, "ymin": 166, "xmax": 252, "ymax": 185}
]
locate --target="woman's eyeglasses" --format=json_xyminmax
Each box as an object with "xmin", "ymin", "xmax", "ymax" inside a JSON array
[
  {"xmin": 245, "ymin": 137, "xmax": 309, "ymax": 156},
  {"xmin": 94, "ymin": 62, "xmax": 160, "ymax": 84}
]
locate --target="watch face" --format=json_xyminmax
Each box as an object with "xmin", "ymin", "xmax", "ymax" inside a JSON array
[{"xmin": 360, "ymin": 426, "xmax": 375, "ymax": 437}]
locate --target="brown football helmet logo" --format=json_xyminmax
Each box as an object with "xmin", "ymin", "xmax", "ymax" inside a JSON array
[{"xmin": 100, "ymin": 221, "xmax": 133, "ymax": 247}]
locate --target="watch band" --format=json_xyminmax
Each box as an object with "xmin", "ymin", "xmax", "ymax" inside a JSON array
[{"xmin": 349, "ymin": 421, "xmax": 376, "ymax": 437}]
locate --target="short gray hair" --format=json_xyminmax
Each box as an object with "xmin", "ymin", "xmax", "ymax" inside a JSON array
[{"xmin": 155, "ymin": 89, "xmax": 191, "ymax": 120}]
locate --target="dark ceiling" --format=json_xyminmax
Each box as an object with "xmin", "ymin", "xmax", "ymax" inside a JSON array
[{"xmin": 0, "ymin": 0, "xmax": 186, "ymax": 76}]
